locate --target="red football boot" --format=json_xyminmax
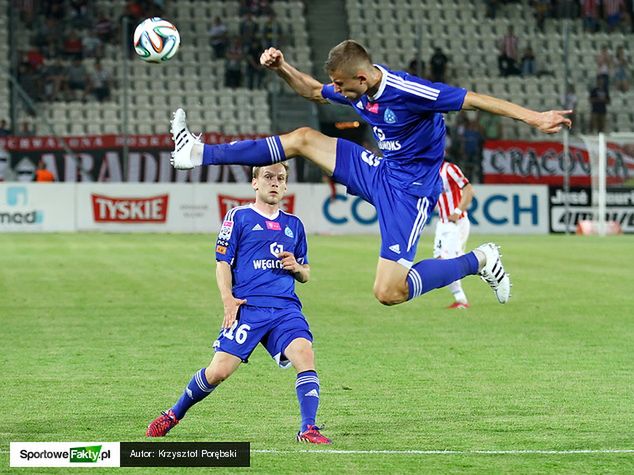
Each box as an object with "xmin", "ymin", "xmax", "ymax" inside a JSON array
[
  {"xmin": 296, "ymin": 425, "xmax": 332, "ymax": 444},
  {"xmin": 146, "ymin": 409, "xmax": 179, "ymax": 437},
  {"xmin": 447, "ymin": 302, "xmax": 470, "ymax": 309}
]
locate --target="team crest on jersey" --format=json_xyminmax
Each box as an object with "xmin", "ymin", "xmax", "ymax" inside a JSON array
[
  {"xmin": 384, "ymin": 107, "xmax": 397, "ymax": 124},
  {"xmin": 284, "ymin": 226, "xmax": 294, "ymax": 238},
  {"xmin": 218, "ymin": 220, "xmax": 234, "ymax": 240}
]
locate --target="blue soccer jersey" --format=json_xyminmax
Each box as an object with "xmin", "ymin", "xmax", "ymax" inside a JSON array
[
  {"xmin": 321, "ymin": 64, "xmax": 467, "ymax": 197},
  {"xmin": 215, "ymin": 204, "xmax": 309, "ymax": 309}
]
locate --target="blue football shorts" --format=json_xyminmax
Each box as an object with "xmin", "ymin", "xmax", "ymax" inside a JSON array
[
  {"xmin": 332, "ymin": 139, "xmax": 438, "ymax": 268},
  {"xmin": 212, "ymin": 305, "xmax": 313, "ymax": 368}
]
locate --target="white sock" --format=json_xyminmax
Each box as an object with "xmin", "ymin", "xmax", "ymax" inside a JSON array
[
  {"xmin": 449, "ymin": 280, "xmax": 467, "ymax": 304},
  {"xmin": 473, "ymin": 249, "xmax": 486, "ymax": 272}
]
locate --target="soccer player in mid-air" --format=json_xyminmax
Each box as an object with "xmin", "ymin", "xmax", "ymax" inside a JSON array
[
  {"xmin": 170, "ymin": 40, "xmax": 572, "ymax": 307},
  {"xmin": 433, "ymin": 161, "xmax": 475, "ymax": 309},
  {"xmin": 146, "ymin": 162, "xmax": 331, "ymax": 444}
]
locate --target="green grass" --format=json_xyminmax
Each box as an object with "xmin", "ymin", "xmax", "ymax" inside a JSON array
[{"xmin": 1, "ymin": 233, "xmax": 634, "ymax": 474}]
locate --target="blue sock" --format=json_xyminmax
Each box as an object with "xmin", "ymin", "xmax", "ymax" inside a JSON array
[
  {"xmin": 171, "ymin": 368, "xmax": 217, "ymax": 420},
  {"xmin": 202, "ymin": 136, "xmax": 286, "ymax": 166},
  {"xmin": 295, "ymin": 370, "xmax": 320, "ymax": 432},
  {"xmin": 407, "ymin": 252, "xmax": 479, "ymax": 300}
]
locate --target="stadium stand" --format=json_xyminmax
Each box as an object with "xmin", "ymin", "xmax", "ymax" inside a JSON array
[
  {"xmin": 346, "ymin": 0, "xmax": 634, "ymax": 140},
  {"xmin": 9, "ymin": 0, "xmax": 312, "ymax": 137}
]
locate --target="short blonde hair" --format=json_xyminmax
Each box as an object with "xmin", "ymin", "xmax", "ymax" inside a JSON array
[{"xmin": 324, "ymin": 40, "xmax": 373, "ymax": 75}]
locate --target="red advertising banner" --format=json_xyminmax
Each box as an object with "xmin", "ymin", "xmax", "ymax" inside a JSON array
[
  {"xmin": 0, "ymin": 133, "xmax": 266, "ymax": 183},
  {"xmin": 483, "ymin": 140, "xmax": 634, "ymax": 186},
  {"xmin": 91, "ymin": 193, "xmax": 169, "ymax": 223}
]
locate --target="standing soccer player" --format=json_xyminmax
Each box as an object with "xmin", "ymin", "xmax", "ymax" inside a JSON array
[
  {"xmin": 434, "ymin": 161, "xmax": 475, "ymax": 309},
  {"xmin": 146, "ymin": 162, "xmax": 331, "ymax": 444},
  {"xmin": 170, "ymin": 40, "xmax": 571, "ymax": 308}
]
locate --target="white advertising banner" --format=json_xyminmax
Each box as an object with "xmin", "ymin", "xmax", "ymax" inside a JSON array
[
  {"xmin": 0, "ymin": 183, "xmax": 75, "ymax": 232},
  {"xmin": 0, "ymin": 183, "xmax": 549, "ymax": 234}
]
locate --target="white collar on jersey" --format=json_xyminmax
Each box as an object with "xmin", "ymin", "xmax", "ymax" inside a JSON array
[
  {"xmin": 249, "ymin": 203, "xmax": 280, "ymax": 220},
  {"xmin": 368, "ymin": 64, "xmax": 388, "ymax": 101}
]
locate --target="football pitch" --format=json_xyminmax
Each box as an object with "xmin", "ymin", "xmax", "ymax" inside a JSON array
[{"xmin": 1, "ymin": 233, "xmax": 633, "ymax": 474}]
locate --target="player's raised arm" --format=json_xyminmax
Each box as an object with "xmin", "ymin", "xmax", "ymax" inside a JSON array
[
  {"xmin": 462, "ymin": 91, "xmax": 572, "ymax": 134},
  {"xmin": 215, "ymin": 260, "xmax": 246, "ymax": 329},
  {"xmin": 260, "ymin": 47, "xmax": 328, "ymax": 103}
]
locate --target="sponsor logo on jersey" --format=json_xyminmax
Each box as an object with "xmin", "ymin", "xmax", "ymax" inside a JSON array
[
  {"xmin": 389, "ymin": 243, "xmax": 401, "ymax": 254},
  {"xmin": 218, "ymin": 220, "xmax": 234, "ymax": 240},
  {"xmin": 216, "ymin": 245, "xmax": 227, "ymax": 254},
  {"xmin": 217, "ymin": 194, "xmax": 295, "ymax": 220},
  {"xmin": 266, "ymin": 220, "xmax": 281, "ymax": 231},
  {"xmin": 384, "ymin": 107, "xmax": 397, "ymax": 124},
  {"xmin": 366, "ymin": 102, "xmax": 379, "ymax": 113},
  {"xmin": 284, "ymin": 226, "xmax": 294, "ymax": 237},
  {"xmin": 270, "ymin": 242, "xmax": 284, "ymax": 256},
  {"xmin": 91, "ymin": 194, "xmax": 168, "ymax": 223},
  {"xmin": 377, "ymin": 140, "xmax": 402, "ymax": 151},
  {"xmin": 252, "ymin": 244, "xmax": 285, "ymax": 270},
  {"xmin": 252, "ymin": 223, "xmax": 263, "ymax": 231}
]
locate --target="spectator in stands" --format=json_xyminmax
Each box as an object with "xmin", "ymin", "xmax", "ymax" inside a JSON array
[
  {"xmin": 604, "ymin": 0, "xmax": 625, "ymax": 32},
  {"xmin": 17, "ymin": 62, "xmax": 41, "ymax": 102},
  {"xmin": 44, "ymin": 0, "xmax": 66, "ymax": 21},
  {"xmin": 521, "ymin": 44, "xmax": 536, "ymax": 76},
  {"xmin": 0, "ymin": 120, "xmax": 11, "ymax": 137},
  {"xmin": 208, "ymin": 16, "xmax": 228, "ymax": 59},
  {"xmin": 582, "ymin": 0, "xmax": 600, "ymax": 32},
  {"xmin": 89, "ymin": 60, "xmax": 112, "ymax": 102},
  {"xmin": 562, "ymin": 84, "xmax": 578, "ymax": 131},
  {"xmin": 239, "ymin": 13, "xmax": 260, "ymax": 47},
  {"xmin": 429, "ymin": 47, "xmax": 448, "ymax": 83},
  {"xmin": 479, "ymin": 112, "xmax": 503, "ymax": 141},
  {"xmin": 614, "ymin": 45, "xmax": 630, "ymax": 92},
  {"xmin": 485, "ymin": 0, "xmax": 498, "ymax": 18},
  {"xmin": 82, "ymin": 30, "xmax": 103, "ymax": 59},
  {"xmin": 225, "ymin": 38, "xmax": 244, "ymax": 89},
  {"xmin": 590, "ymin": 76, "xmax": 610, "ymax": 133},
  {"xmin": 69, "ymin": 0, "xmax": 92, "ymax": 29},
  {"xmin": 497, "ymin": 25, "xmax": 520, "ymax": 77},
  {"xmin": 95, "ymin": 11, "xmax": 115, "ymax": 44},
  {"xmin": 262, "ymin": 13, "xmax": 285, "ymax": 48},
  {"xmin": 406, "ymin": 57, "xmax": 425, "ymax": 77},
  {"xmin": 24, "ymin": 44, "xmax": 45, "ymax": 71},
  {"xmin": 596, "ymin": 45, "xmax": 613, "ymax": 91},
  {"xmin": 66, "ymin": 58, "xmax": 89, "ymax": 101},
  {"xmin": 246, "ymin": 38, "xmax": 265, "ymax": 89},
  {"xmin": 462, "ymin": 112, "xmax": 484, "ymax": 183},
  {"xmin": 42, "ymin": 59, "xmax": 68, "ymax": 101},
  {"xmin": 17, "ymin": 121, "xmax": 35, "ymax": 137},
  {"xmin": 533, "ymin": 0, "xmax": 550, "ymax": 31},
  {"xmin": 63, "ymin": 30, "xmax": 83, "ymax": 60},
  {"xmin": 35, "ymin": 161, "xmax": 55, "ymax": 182}
]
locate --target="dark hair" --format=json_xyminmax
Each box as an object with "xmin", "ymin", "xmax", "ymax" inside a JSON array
[
  {"xmin": 324, "ymin": 40, "xmax": 373, "ymax": 75},
  {"xmin": 252, "ymin": 162, "xmax": 289, "ymax": 179}
]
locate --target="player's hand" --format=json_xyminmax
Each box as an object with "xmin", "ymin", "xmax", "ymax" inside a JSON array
[
  {"xmin": 534, "ymin": 110, "xmax": 573, "ymax": 134},
  {"xmin": 260, "ymin": 47, "xmax": 285, "ymax": 70},
  {"xmin": 448, "ymin": 213, "xmax": 460, "ymax": 223},
  {"xmin": 221, "ymin": 296, "xmax": 247, "ymax": 330},
  {"xmin": 278, "ymin": 251, "xmax": 300, "ymax": 273}
]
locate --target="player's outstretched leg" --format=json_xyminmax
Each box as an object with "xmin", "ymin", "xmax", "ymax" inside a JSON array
[
  {"xmin": 474, "ymin": 242, "xmax": 511, "ymax": 303},
  {"xmin": 403, "ymin": 243, "xmax": 510, "ymax": 304},
  {"xmin": 170, "ymin": 108, "xmax": 286, "ymax": 170},
  {"xmin": 169, "ymin": 109, "xmax": 338, "ymax": 175}
]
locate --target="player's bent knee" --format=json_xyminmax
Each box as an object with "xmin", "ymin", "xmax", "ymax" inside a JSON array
[
  {"xmin": 205, "ymin": 366, "xmax": 233, "ymax": 385},
  {"xmin": 373, "ymin": 285, "xmax": 408, "ymax": 306}
]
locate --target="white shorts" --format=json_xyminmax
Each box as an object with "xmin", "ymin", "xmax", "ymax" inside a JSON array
[{"xmin": 433, "ymin": 217, "xmax": 470, "ymax": 259}]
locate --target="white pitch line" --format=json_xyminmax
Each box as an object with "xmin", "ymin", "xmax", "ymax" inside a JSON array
[{"xmin": 253, "ymin": 449, "xmax": 634, "ymax": 455}]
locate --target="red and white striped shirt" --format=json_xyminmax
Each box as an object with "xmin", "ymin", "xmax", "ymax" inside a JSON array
[
  {"xmin": 437, "ymin": 161, "xmax": 469, "ymax": 223},
  {"xmin": 603, "ymin": 0, "xmax": 624, "ymax": 16}
]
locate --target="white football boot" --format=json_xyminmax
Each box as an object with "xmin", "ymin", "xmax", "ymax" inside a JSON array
[
  {"xmin": 476, "ymin": 243, "xmax": 511, "ymax": 304},
  {"xmin": 170, "ymin": 108, "xmax": 200, "ymax": 170}
]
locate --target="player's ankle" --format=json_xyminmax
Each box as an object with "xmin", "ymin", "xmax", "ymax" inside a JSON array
[
  {"xmin": 191, "ymin": 143, "xmax": 203, "ymax": 166},
  {"xmin": 473, "ymin": 249, "xmax": 486, "ymax": 271}
]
